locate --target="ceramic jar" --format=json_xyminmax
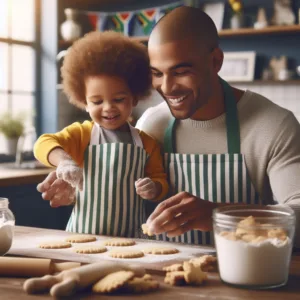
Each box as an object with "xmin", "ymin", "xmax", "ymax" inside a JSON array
[{"xmin": 60, "ymin": 8, "xmax": 82, "ymax": 42}]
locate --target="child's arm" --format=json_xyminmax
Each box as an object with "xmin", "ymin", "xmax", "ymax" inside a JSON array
[
  {"xmin": 34, "ymin": 121, "xmax": 92, "ymax": 191},
  {"xmin": 34, "ymin": 121, "xmax": 92, "ymax": 168},
  {"xmin": 136, "ymin": 132, "xmax": 169, "ymax": 201}
]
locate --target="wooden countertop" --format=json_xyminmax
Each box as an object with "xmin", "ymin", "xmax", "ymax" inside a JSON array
[
  {"xmin": 0, "ymin": 162, "xmax": 53, "ymax": 187},
  {"xmin": 2, "ymin": 226, "xmax": 300, "ymax": 299}
]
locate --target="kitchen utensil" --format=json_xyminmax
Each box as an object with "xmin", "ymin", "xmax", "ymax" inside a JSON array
[
  {"xmin": 0, "ymin": 256, "xmax": 80, "ymax": 277},
  {"xmin": 23, "ymin": 261, "xmax": 145, "ymax": 297}
]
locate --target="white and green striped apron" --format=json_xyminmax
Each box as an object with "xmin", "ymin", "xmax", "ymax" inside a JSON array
[
  {"xmin": 158, "ymin": 79, "xmax": 261, "ymax": 245},
  {"xmin": 66, "ymin": 123, "xmax": 149, "ymax": 237}
]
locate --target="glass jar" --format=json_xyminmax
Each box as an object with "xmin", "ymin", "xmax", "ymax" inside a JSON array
[
  {"xmin": 213, "ymin": 205, "xmax": 295, "ymax": 289},
  {"xmin": 0, "ymin": 198, "xmax": 15, "ymax": 255}
]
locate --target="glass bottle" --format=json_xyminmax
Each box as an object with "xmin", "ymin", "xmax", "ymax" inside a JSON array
[{"xmin": 0, "ymin": 197, "xmax": 15, "ymax": 255}]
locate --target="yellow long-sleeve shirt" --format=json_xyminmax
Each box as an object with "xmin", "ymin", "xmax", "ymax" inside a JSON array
[{"xmin": 34, "ymin": 121, "xmax": 168, "ymax": 201}]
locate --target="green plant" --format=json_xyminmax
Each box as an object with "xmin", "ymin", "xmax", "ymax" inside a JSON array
[{"xmin": 0, "ymin": 112, "xmax": 25, "ymax": 139}]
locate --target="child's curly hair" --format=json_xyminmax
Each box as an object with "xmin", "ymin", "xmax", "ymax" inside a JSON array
[{"xmin": 61, "ymin": 31, "xmax": 151, "ymax": 110}]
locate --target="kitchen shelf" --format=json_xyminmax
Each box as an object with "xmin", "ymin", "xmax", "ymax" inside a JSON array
[
  {"xmin": 229, "ymin": 79, "xmax": 300, "ymax": 85},
  {"xmin": 59, "ymin": 24, "xmax": 300, "ymax": 48},
  {"xmin": 219, "ymin": 24, "xmax": 300, "ymax": 37}
]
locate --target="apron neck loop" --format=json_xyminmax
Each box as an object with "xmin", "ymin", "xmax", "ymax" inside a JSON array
[
  {"xmin": 91, "ymin": 122, "xmax": 144, "ymax": 148},
  {"xmin": 163, "ymin": 77, "xmax": 241, "ymax": 154}
]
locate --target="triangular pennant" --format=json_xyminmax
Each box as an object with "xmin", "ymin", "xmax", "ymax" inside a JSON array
[
  {"xmin": 137, "ymin": 9, "xmax": 158, "ymax": 35},
  {"xmin": 111, "ymin": 12, "xmax": 134, "ymax": 36},
  {"xmin": 145, "ymin": 9, "xmax": 156, "ymax": 20}
]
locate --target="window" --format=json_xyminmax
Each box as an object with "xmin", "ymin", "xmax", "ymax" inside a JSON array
[{"xmin": 0, "ymin": 0, "xmax": 37, "ymax": 153}]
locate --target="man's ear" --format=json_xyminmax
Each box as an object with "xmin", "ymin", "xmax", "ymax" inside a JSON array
[
  {"xmin": 133, "ymin": 96, "xmax": 138, "ymax": 107},
  {"xmin": 212, "ymin": 47, "xmax": 224, "ymax": 73}
]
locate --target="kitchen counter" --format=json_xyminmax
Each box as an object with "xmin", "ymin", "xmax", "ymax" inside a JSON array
[
  {"xmin": 0, "ymin": 162, "xmax": 53, "ymax": 187},
  {"xmin": 2, "ymin": 226, "xmax": 300, "ymax": 299}
]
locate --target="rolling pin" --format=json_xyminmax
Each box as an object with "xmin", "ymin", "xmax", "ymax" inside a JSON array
[
  {"xmin": 0, "ymin": 257, "xmax": 81, "ymax": 277},
  {"xmin": 23, "ymin": 261, "xmax": 145, "ymax": 297}
]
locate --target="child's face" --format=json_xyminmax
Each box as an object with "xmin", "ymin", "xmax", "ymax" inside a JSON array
[{"xmin": 85, "ymin": 75, "xmax": 137, "ymax": 130}]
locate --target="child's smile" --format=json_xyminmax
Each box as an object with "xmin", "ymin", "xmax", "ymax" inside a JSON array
[{"xmin": 85, "ymin": 75, "xmax": 137, "ymax": 130}]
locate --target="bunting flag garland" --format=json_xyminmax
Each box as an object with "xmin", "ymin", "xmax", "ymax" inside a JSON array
[
  {"xmin": 163, "ymin": 3, "xmax": 183, "ymax": 15},
  {"xmin": 87, "ymin": 13, "xmax": 108, "ymax": 32},
  {"xmin": 85, "ymin": 1, "xmax": 184, "ymax": 36},
  {"xmin": 137, "ymin": 8, "xmax": 158, "ymax": 35},
  {"xmin": 111, "ymin": 12, "xmax": 134, "ymax": 36},
  {"xmin": 155, "ymin": 2, "xmax": 183, "ymax": 22}
]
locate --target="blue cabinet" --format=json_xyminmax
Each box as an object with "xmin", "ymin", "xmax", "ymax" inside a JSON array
[{"xmin": 0, "ymin": 184, "xmax": 72, "ymax": 230}]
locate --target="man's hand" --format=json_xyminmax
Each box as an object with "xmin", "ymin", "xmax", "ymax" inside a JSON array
[
  {"xmin": 135, "ymin": 178, "xmax": 159, "ymax": 200},
  {"xmin": 37, "ymin": 171, "xmax": 76, "ymax": 208},
  {"xmin": 146, "ymin": 191, "xmax": 218, "ymax": 237},
  {"xmin": 56, "ymin": 156, "xmax": 83, "ymax": 191}
]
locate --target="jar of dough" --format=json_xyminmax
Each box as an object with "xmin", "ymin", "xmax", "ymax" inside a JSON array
[{"xmin": 213, "ymin": 205, "xmax": 295, "ymax": 289}]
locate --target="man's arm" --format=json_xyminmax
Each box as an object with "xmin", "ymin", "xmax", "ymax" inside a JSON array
[{"xmin": 267, "ymin": 112, "xmax": 300, "ymax": 248}]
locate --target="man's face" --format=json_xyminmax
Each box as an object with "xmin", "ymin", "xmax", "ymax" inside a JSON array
[{"xmin": 149, "ymin": 39, "xmax": 214, "ymax": 120}]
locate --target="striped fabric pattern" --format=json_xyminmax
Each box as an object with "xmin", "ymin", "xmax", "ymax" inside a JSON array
[
  {"xmin": 66, "ymin": 143, "xmax": 148, "ymax": 237},
  {"xmin": 154, "ymin": 152, "xmax": 261, "ymax": 245}
]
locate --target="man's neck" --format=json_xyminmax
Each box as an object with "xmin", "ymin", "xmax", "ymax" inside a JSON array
[{"xmin": 191, "ymin": 81, "xmax": 244, "ymax": 121}]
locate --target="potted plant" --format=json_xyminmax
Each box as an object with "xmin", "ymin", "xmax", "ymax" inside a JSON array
[{"xmin": 0, "ymin": 112, "xmax": 25, "ymax": 155}]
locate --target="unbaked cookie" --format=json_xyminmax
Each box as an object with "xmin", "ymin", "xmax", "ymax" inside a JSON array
[
  {"xmin": 163, "ymin": 263, "xmax": 183, "ymax": 272},
  {"xmin": 143, "ymin": 247, "xmax": 179, "ymax": 255},
  {"xmin": 189, "ymin": 255, "xmax": 218, "ymax": 272},
  {"xmin": 109, "ymin": 249, "xmax": 144, "ymax": 259},
  {"xmin": 125, "ymin": 274, "xmax": 159, "ymax": 293},
  {"xmin": 38, "ymin": 241, "xmax": 72, "ymax": 249},
  {"xmin": 104, "ymin": 239, "xmax": 135, "ymax": 246},
  {"xmin": 183, "ymin": 261, "xmax": 207, "ymax": 285},
  {"xmin": 92, "ymin": 270, "xmax": 134, "ymax": 293},
  {"xmin": 73, "ymin": 245, "xmax": 107, "ymax": 254},
  {"xmin": 164, "ymin": 271, "xmax": 186, "ymax": 286},
  {"xmin": 141, "ymin": 223, "xmax": 154, "ymax": 236},
  {"xmin": 65, "ymin": 235, "xmax": 97, "ymax": 243}
]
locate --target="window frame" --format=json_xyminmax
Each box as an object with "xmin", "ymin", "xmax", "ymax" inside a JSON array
[
  {"xmin": 0, "ymin": 0, "xmax": 40, "ymax": 120},
  {"xmin": 0, "ymin": 0, "xmax": 41, "ymax": 158}
]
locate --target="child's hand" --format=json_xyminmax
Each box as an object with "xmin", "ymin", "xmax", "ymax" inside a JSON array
[
  {"xmin": 135, "ymin": 177, "xmax": 158, "ymax": 200},
  {"xmin": 37, "ymin": 171, "xmax": 76, "ymax": 207},
  {"xmin": 56, "ymin": 156, "xmax": 83, "ymax": 191}
]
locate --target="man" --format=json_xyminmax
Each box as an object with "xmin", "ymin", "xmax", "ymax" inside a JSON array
[{"xmin": 136, "ymin": 6, "xmax": 300, "ymax": 247}]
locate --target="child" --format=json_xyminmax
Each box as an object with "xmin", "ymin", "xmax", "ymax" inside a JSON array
[{"xmin": 34, "ymin": 31, "xmax": 168, "ymax": 238}]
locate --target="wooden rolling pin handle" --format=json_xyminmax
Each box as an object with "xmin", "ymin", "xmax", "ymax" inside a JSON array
[
  {"xmin": 24, "ymin": 261, "xmax": 145, "ymax": 297},
  {"xmin": 23, "ymin": 274, "xmax": 60, "ymax": 294},
  {"xmin": 50, "ymin": 261, "xmax": 81, "ymax": 274},
  {"xmin": 50, "ymin": 276, "xmax": 78, "ymax": 297}
]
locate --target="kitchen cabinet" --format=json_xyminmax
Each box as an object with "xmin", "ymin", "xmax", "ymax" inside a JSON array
[{"xmin": 0, "ymin": 183, "xmax": 72, "ymax": 230}]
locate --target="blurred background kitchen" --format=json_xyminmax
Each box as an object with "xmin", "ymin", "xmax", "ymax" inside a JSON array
[{"xmin": 0, "ymin": 0, "xmax": 300, "ymax": 230}]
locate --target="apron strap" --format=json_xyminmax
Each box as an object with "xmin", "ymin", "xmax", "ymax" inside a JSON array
[
  {"xmin": 222, "ymin": 78, "xmax": 241, "ymax": 154},
  {"xmin": 90, "ymin": 123, "xmax": 144, "ymax": 148},
  {"xmin": 164, "ymin": 118, "xmax": 176, "ymax": 153},
  {"xmin": 128, "ymin": 124, "xmax": 144, "ymax": 148},
  {"xmin": 164, "ymin": 78, "xmax": 241, "ymax": 154}
]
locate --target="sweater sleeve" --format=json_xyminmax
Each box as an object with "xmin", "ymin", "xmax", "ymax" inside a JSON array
[
  {"xmin": 139, "ymin": 131, "xmax": 169, "ymax": 201},
  {"xmin": 33, "ymin": 121, "xmax": 93, "ymax": 168},
  {"xmin": 267, "ymin": 112, "xmax": 300, "ymax": 248}
]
